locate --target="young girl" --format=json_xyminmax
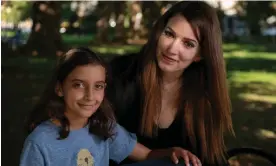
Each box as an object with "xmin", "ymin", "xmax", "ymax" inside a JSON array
[{"xmin": 20, "ymin": 48, "xmax": 201, "ymax": 166}]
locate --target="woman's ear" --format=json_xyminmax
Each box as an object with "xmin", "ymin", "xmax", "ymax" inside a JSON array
[
  {"xmin": 193, "ymin": 55, "xmax": 202, "ymax": 62},
  {"xmin": 55, "ymin": 83, "xmax": 63, "ymax": 97}
]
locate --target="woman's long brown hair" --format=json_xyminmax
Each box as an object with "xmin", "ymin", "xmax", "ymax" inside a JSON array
[{"xmin": 139, "ymin": 1, "xmax": 234, "ymax": 164}]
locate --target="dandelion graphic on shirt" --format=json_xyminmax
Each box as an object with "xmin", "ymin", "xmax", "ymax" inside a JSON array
[{"xmin": 77, "ymin": 149, "xmax": 94, "ymax": 166}]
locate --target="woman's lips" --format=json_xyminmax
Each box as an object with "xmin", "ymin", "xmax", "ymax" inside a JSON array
[{"xmin": 162, "ymin": 53, "xmax": 177, "ymax": 64}]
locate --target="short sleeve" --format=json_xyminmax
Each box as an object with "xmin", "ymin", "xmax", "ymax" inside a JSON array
[
  {"xmin": 109, "ymin": 123, "xmax": 137, "ymax": 163},
  {"xmin": 20, "ymin": 140, "xmax": 45, "ymax": 166}
]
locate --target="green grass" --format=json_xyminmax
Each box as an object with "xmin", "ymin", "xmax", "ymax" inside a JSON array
[
  {"xmin": 62, "ymin": 34, "xmax": 95, "ymax": 46},
  {"xmin": 1, "ymin": 30, "xmax": 16, "ymax": 37},
  {"xmin": 222, "ymin": 44, "xmax": 276, "ymax": 155},
  {"xmin": 2, "ymin": 41, "xmax": 276, "ymax": 166},
  {"xmin": 224, "ymin": 51, "xmax": 276, "ymax": 60},
  {"xmin": 62, "ymin": 34, "xmax": 141, "ymax": 55},
  {"xmin": 90, "ymin": 45, "xmax": 141, "ymax": 55}
]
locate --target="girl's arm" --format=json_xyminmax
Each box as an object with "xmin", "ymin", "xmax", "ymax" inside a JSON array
[{"xmin": 20, "ymin": 140, "xmax": 45, "ymax": 166}]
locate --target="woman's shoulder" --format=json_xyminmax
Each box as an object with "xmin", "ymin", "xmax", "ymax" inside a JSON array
[
  {"xmin": 109, "ymin": 52, "xmax": 139, "ymax": 68},
  {"xmin": 109, "ymin": 52, "xmax": 140, "ymax": 79}
]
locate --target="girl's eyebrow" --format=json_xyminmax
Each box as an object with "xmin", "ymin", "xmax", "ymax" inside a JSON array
[
  {"xmin": 95, "ymin": 81, "xmax": 106, "ymax": 84},
  {"xmin": 166, "ymin": 26, "xmax": 198, "ymax": 44},
  {"xmin": 71, "ymin": 79, "xmax": 83, "ymax": 82},
  {"xmin": 71, "ymin": 79, "xmax": 106, "ymax": 84}
]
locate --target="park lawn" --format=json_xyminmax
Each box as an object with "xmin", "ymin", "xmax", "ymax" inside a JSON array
[
  {"xmin": 2, "ymin": 42, "xmax": 276, "ymax": 166},
  {"xmin": 223, "ymin": 44, "xmax": 276, "ymax": 154}
]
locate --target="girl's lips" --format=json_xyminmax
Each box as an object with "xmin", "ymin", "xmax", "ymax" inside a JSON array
[{"xmin": 78, "ymin": 104, "xmax": 96, "ymax": 110}]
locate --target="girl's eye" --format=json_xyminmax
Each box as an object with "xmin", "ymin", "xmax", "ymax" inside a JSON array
[
  {"xmin": 163, "ymin": 30, "xmax": 174, "ymax": 38},
  {"xmin": 94, "ymin": 83, "xmax": 106, "ymax": 90},
  {"xmin": 183, "ymin": 41, "xmax": 195, "ymax": 48},
  {"xmin": 73, "ymin": 82, "xmax": 85, "ymax": 89}
]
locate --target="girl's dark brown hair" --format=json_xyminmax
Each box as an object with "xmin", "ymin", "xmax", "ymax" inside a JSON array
[
  {"xmin": 138, "ymin": 1, "xmax": 234, "ymax": 164},
  {"xmin": 26, "ymin": 47, "xmax": 115, "ymax": 140}
]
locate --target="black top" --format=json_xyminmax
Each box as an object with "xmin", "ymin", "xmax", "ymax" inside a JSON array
[
  {"xmin": 106, "ymin": 53, "xmax": 193, "ymax": 164},
  {"xmin": 107, "ymin": 53, "xmax": 229, "ymax": 166}
]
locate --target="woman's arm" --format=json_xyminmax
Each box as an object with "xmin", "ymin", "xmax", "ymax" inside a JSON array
[
  {"xmin": 129, "ymin": 143, "xmax": 202, "ymax": 166},
  {"xmin": 128, "ymin": 142, "xmax": 151, "ymax": 161}
]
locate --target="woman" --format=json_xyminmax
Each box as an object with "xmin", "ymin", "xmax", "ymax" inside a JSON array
[{"xmin": 107, "ymin": 1, "xmax": 234, "ymax": 165}]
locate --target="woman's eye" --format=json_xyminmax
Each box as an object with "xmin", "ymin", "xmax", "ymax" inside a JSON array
[
  {"xmin": 73, "ymin": 82, "xmax": 85, "ymax": 88},
  {"xmin": 163, "ymin": 30, "xmax": 174, "ymax": 38},
  {"xmin": 184, "ymin": 41, "xmax": 195, "ymax": 48}
]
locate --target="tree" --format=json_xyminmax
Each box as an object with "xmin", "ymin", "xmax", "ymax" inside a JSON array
[
  {"xmin": 1, "ymin": 1, "xmax": 31, "ymax": 25},
  {"xmin": 24, "ymin": 1, "xmax": 64, "ymax": 56},
  {"xmin": 237, "ymin": 1, "xmax": 275, "ymax": 36},
  {"xmin": 93, "ymin": 1, "xmax": 120, "ymax": 43}
]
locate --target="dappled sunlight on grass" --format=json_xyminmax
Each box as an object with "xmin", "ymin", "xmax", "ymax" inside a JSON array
[
  {"xmin": 243, "ymin": 102, "xmax": 274, "ymax": 112},
  {"xmin": 255, "ymin": 129, "xmax": 276, "ymax": 140},
  {"xmin": 62, "ymin": 34, "xmax": 94, "ymax": 46},
  {"xmin": 3, "ymin": 57, "xmax": 57, "ymax": 69},
  {"xmin": 238, "ymin": 93, "xmax": 276, "ymax": 104},
  {"xmin": 90, "ymin": 45, "xmax": 141, "ymax": 55},
  {"xmin": 225, "ymin": 51, "xmax": 276, "ymax": 60},
  {"xmin": 224, "ymin": 43, "xmax": 276, "ymax": 154},
  {"xmin": 92, "ymin": 47, "xmax": 126, "ymax": 55},
  {"xmin": 223, "ymin": 42, "xmax": 276, "ymax": 53},
  {"xmin": 28, "ymin": 57, "xmax": 49, "ymax": 63},
  {"xmin": 228, "ymin": 70, "xmax": 276, "ymax": 109},
  {"xmin": 224, "ymin": 50, "xmax": 249, "ymax": 58},
  {"xmin": 229, "ymin": 71, "xmax": 276, "ymax": 85},
  {"xmin": 223, "ymin": 43, "xmax": 247, "ymax": 51},
  {"xmin": 224, "ymin": 43, "xmax": 266, "ymax": 52}
]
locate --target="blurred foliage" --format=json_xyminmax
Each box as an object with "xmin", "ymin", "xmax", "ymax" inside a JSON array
[
  {"xmin": 1, "ymin": 1, "xmax": 32, "ymax": 24},
  {"xmin": 23, "ymin": 1, "xmax": 64, "ymax": 56},
  {"xmin": 235, "ymin": 1, "xmax": 276, "ymax": 35},
  {"xmin": 1, "ymin": 1, "xmax": 276, "ymax": 57}
]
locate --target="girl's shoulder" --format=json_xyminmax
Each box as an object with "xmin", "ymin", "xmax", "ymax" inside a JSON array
[{"xmin": 25, "ymin": 120, "xmax": 59, "ymax": 145}]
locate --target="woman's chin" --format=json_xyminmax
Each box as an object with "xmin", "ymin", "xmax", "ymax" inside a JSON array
[{"xmin": 158, "ymin": 62, "xmax": 177, "ymax": 73}]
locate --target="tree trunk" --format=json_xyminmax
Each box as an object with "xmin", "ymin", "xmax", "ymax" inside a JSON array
[
  {"xmin": 24, "ymin": 1, "xmax": 64, "ymax": 56},
  {"xmin": 113, "ymin": 2, "xmax": 128, "ymax": 43}
]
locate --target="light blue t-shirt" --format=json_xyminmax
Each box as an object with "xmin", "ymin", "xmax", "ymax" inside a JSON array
[{"xmin": 20, "ymin": 120, "xmax": 137, "ymax": 166}]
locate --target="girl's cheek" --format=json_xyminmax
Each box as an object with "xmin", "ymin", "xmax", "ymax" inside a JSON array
[{"xmin": 64, "ymin": 89, "xmax": 85, "ymax": 100}]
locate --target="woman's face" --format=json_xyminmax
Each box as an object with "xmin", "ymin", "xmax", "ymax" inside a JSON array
[{"xmin": 156, "ymin": 14, "xmax": 201, "ymax": 75}]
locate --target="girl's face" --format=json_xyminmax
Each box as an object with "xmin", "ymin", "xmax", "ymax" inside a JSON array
[
  {"xmin": 156, "ymin": 14, "xmax": 201, "ymax": 75},
  {"xmin": 57, "ymin": 64, "xmax": 106, "ymax": 121}
]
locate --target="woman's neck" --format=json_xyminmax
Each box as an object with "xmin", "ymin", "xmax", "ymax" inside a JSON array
[{"xmin": 161, "ymin": 71, "xmax": 183, "ymax": 91}]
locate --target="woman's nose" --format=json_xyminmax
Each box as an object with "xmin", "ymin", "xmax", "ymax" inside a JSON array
[{"xmin": 167, "ymin": 39, "xmax": 180, "ymax": 55}]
